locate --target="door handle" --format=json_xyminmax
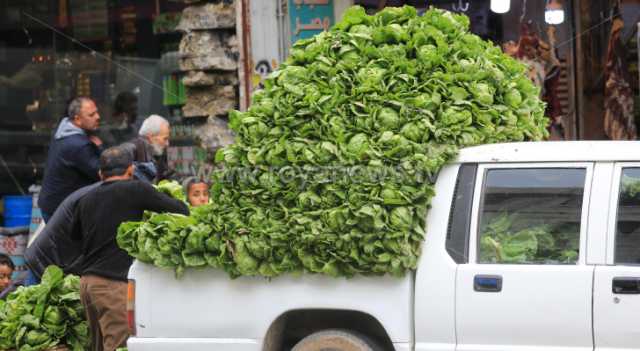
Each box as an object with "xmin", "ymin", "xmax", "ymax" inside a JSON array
[
  {"xmin": 612, "ymin": 277, "xmax": 640, "ymax": 294},
  {"xmin": 474, "ymin": 275, "xmax": 502, "ymax": 292}
]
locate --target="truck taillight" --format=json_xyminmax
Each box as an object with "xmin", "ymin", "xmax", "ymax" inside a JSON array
[{"xmin": 127, "ymin": 279, "xmax": 136, "ymax": 336}]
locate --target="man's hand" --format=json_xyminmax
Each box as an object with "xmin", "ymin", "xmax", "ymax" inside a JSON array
[{"xmin": 89, "ymin": 135, "xmax": 103, "ymax": 147}]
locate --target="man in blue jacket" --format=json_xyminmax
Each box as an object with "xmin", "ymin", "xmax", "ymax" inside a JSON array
[{"xmin": 38, "ymin": 97, "xmax": 102, "ymax": 222}]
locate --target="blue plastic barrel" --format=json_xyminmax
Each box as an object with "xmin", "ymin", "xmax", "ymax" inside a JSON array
[{"xmin": 3, "ymin": 195, "xmax": 33, "ymax": 227}]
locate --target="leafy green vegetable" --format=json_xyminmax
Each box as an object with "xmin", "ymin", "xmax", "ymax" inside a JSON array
[
  {"xmin": 0, "ymin": 266, "xmax": 89, "ymax": 351},
  {"xmin": 621, "ymin": 175, "xmax": 640, "ymax": 198},
  {"xmin": 479, "ymin": 213, "xmax": 579, "ymax": 264},
  {"xmin": 118, "ymin": 6, "xmax": 548, "ymax": 278},
  {"xmin": 155, "ymin": 180, "xmax": 187, "ymax": 203}
]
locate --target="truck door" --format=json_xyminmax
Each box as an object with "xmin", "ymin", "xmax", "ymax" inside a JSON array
[
  {"xmin": 593, "ymin": 164, "xmax": 640, "ymax": 350},
  {"xmin": 455, "ymin": 163, "xmax": 594, "ymax": 351}
]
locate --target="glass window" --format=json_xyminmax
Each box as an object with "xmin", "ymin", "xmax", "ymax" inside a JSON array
[
  {"xmin": 615, "ymin": 168, "xmax": 640, "ymax": 265},
  {"xmin": 0, "ymin": 1, "xmax": 193, "ymax": 196},
  {"xmin": 477, "ymin": 168, "xmax": 586, "ymax": 264},
  {"xmin": 446, "ymin": 163, "xmax": 477, "ymax": 264}
]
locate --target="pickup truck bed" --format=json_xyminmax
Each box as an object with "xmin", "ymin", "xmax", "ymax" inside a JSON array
[{"xmin": 128, "ymin": 262, "xmax": 414, "ymax": 350}]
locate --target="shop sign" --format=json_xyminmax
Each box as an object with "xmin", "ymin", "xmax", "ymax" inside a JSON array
[{"xmin": 289, "ymin": 0, "xmax": 334, "ymax": 44}]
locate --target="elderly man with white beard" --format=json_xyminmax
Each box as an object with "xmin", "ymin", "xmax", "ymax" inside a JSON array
[{"xmin": 126, "ymin": 114, "xmax": 172, "ymax": 183}]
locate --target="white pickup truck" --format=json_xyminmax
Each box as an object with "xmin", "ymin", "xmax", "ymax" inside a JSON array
[{"xmin": 127, "ymin": 141, "xmax": 640, "ymax": 351}]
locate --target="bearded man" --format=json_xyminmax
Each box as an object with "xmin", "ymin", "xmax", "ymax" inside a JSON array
[{"xmin": 127, "ymin": 114, "xmax": 172, "ymax": 183}]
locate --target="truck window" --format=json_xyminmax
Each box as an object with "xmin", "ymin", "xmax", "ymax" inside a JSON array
[
  {"xmin": 446, "ymin": 163, "xmax": 477, "ymax": 264},
  {"xmin": 477, "ymin": 168, "xmax": 586, "ymax": 265},
  {"xmin": 615, "ymin": 168, "xmax": 640, "ymax": 265}
]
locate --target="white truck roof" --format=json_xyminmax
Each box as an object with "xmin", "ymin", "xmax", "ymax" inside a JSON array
[{"xmin": 456, "ymin": 141, "xmax": 640, "ymax": 163}]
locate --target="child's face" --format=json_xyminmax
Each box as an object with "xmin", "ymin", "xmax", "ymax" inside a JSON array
[
  {"xmin": 0, "ymin": 264, "xmax": 13, "ymax": 291},
  {"xmin": 187, "ymin": 183, "xmax": 210, "ymax": 207}
]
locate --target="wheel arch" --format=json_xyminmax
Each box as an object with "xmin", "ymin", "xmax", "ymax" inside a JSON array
[{"xmin": 262, "ymin": 308, "xmax": 395, "ymax": 351}]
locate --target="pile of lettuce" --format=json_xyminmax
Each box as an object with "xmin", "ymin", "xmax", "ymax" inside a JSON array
[
  {"xmin": 118, "ymin": 6, "xmax": 548, "ymax": 278},
  {"xmin": 479, "ymin": 213, "xmax": 579, "ymax": 264},
  {"xmin": 155, "ymin": 180, "xmax": 187, "ymax": 204},
  {"xmin": 621, "ymin": 174, "xmax": 640, "ymax": 198},
  {"xmin": 0, "ymin": 266, "xmax": 89, "ymax": 351}
]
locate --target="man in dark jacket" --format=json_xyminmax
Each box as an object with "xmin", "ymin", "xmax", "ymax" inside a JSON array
[
  {"xmin": 72, "ymin": 145, "xmax": 188, "ymax": 351},
  {"xmin": 38, "ymin": 97, "xmax": 102, "ymax": 222},
  {"xmin": 25, "ymin": 181, "xmax": 102, "ymax": 280}
]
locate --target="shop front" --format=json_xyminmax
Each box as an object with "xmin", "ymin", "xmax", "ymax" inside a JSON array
[
  {"xmin": 1, "ymin": 0, "xmax": 639, "ymax": 219},
  {"xmin": 0, "ymin": 0, "xmax": 230, "ymax": 280},
  {"xmin": 0, "ymin": 1, "xmax": 197, "ymax": 194}
]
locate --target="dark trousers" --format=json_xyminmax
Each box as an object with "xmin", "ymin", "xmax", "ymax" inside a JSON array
[{"xmin": 80, "ymin": 275, "xmax": 129, "ymax": 351}]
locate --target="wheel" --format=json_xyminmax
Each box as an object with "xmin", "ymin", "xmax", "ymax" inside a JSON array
[{"xmin": 292, "ymin": 329, "xmax": 382, "ymax": 351}]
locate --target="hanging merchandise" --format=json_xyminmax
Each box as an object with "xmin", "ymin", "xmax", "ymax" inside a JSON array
[
  {"xmin": 162, "ymin": 75, "xmax": 168, "ymax": 105},
  {"xmin": 505, "ymin": 2, "xmax": 546, "ymax": 87},
  {"xmin": 119, "ymin": 5, "xmax": 138, "ymax": 51},
  {"xmin": 58, "ymin": 0, "xmax": 68, "ymax": 28},
  {"xmin": 163, "ymin": 74, "xmax": 185, "ymax": 106},
  {"xmin": 451, "ymin": 0, "xmax": 469, "ymax": 12},
  {"xmin": 163, "ymin": 75, "xmax": 174, "ymax": 106},
  {"xmin": 178, "ymin": 76, "xmax": 186, "ymax": 105},
  {"xmin": 503, "ymin": 19, "xmax": 566, "ymax": 139},
  {"xmin": 514, "ymin": 24, "xmax": 547, "ymax": 86},
  {"xmin": 76, "ymin": 73, "xmax": 91, "ymax": 97},
  {"xmin": 70, "ymin": 0, "xmax": 108, "ymax": 41},
  {"xmin": 604, "ymin": 16, "xmax": 637, "ymax": 140},
  {"xmin": 542, "ymin": 26, "xmax": 565, "ymax": 139}
]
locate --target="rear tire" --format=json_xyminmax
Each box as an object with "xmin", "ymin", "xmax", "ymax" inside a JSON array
[{"xmin": 292, "ymin": 329, "xmax": 382, "ymax": 351}]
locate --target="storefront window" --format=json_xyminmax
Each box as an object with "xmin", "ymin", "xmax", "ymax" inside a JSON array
[{"xmin": 0, "ymin": 0, "xmax": 193, "ymax": 196}]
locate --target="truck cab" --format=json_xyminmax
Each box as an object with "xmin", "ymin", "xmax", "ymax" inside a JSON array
[{"xmin": 128, "ymin": 141, "xmax": 640, "ymax": 351}]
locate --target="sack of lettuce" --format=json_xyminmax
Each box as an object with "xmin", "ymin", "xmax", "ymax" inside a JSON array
[{"xmin": 0, "ymin": 266, "xmax": 89, "ymax": 351}]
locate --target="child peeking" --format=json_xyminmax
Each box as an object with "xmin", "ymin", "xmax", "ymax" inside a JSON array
[
  {"xmin": 0, "ymin": 253, "xmax": 22, "ymax": 299},
  {"xmin": 185, "ymin": 179, "xmax": 210, "ymax": 207}
]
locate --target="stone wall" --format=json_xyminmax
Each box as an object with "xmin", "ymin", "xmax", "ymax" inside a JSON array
[{"xmin": 177, "ymin": 0, "xmax": 237, "ymax": 151}]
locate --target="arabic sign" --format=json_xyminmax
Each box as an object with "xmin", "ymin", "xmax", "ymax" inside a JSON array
[{"xmin": 289, "ymin": 0, "xmax": 334, "ymax": 44}]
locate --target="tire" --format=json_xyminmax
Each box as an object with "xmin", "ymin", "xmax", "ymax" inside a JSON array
[{"xmin": 292, "ymin": 329, "xmax": 382, "ymax": 351}]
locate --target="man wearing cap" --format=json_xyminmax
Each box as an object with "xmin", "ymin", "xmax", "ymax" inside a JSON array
[{"xmin": 71, "ymin": 145, "xmax": 189, "ymax": 351}]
